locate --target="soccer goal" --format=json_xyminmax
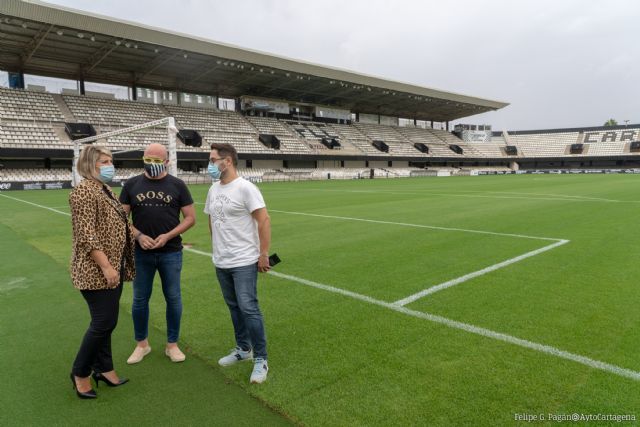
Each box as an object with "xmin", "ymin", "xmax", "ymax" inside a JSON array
[{"xmin": 71, "ymin": 117, "xmax": 179, "ymax": 186}]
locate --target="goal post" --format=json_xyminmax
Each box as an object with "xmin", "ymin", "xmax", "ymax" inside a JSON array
[{"xmin": 71, "ymin": 117, "xmax": 179, "ymax": 186}]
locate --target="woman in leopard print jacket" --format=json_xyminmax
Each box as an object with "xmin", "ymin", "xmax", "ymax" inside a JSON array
[{"xmin": 68, "ymin": 145, "xmax": 135, "ymax": 399}]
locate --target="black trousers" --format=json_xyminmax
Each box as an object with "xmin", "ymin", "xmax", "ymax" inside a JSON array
[{"xmin": 71, "ymin": 284, "xmax": 122, "ymax": 377}]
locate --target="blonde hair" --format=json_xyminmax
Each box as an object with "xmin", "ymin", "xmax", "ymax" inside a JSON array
[{"xmin": 77, "ymin": 145, "xmax": 112, "ymax": 180}]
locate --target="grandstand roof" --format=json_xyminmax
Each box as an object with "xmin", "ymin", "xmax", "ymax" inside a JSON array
[{"xmin": 0, "ymin": 0, "xmax": 508, "ymax": 121}]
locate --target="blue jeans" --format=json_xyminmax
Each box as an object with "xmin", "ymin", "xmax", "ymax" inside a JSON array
[
  {"xmin": 132, "ymin": 248, "xmax": 183, "ymax": 343},
  {"xmin": 215, "ymin": 263, "xmax": 267, "ymax": 360}
]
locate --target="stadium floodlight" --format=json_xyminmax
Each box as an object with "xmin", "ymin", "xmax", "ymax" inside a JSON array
[{"xmin": 71, "ymin": 117, "xmax": 179, "ymax": 187}]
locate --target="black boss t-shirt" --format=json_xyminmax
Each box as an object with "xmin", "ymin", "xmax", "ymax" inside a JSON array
[{"xmin": 119, "ymin": 174, "xmax": 194, "ymax": 253}]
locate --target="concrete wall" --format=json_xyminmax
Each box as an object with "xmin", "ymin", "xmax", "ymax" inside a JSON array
[
  {"xmin": 317, "ymin": 160, "xmax": 343, "ymax": 168},
  {"xmin": 252, "ymin": 160, "xmax": 282, "ymax": 169},
  {"xmin": 344, "ymin": 160, "xmax": 366, "ymax": 168},
  {"xmin": 390, "ymin": 161, "xmax": 409, "ymax": 168},
  {"xmin": 369, "ymin": 161, "xmax": 388, "ymax": 168}
]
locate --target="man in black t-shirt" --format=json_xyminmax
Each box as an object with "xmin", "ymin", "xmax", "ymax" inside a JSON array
[{"xmin": 119, "ymin": 143, "xmax": 195, "ymax": 364}]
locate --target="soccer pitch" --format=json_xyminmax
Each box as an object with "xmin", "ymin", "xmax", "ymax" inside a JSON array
[{"xmin": 1, "ymin": 174, "xmax": 640, "ymax": 426}]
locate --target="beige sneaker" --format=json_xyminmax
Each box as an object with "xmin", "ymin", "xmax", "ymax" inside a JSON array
[
  {"xmin": 127, "ymin": 345, "xmax": 151, "ymax": 364},
  {"xmin": 165, "ymin": 346, "xmax": 186, "ymax": 363}
]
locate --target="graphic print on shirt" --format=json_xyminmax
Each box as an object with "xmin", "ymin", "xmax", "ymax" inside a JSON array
[
  {"xmin": 212, "ymin": 193, "xmax": 233, "ymax": 228},
  {"xmin": 134, "ymin": 190, "xmax": 173, "ymax": 206},
  {"xmin": 212, "ymin": 193, "xmax": 232, "ymax": 252}
]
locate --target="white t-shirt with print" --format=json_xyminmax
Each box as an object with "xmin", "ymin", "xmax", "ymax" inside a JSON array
[{"xmin": 204, "ymin": 177, "xmax": 266, "ymax": 268}]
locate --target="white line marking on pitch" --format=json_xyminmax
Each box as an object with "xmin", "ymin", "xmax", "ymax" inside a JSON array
[
  {"xmin": 0, "ymin": 193, "xmax": 71, "ymax": 216},
  {"xmin": 305, "ymin": 188, "xmax": 640, "ymax": 203},
  {"xmin": 264, "ymin": 270, "xmax": 640, "ymax": 382},
  {"xmin": 270, "ymin": 209, "xmax": 562, "ymax": 241},
  {"xmin": 271, "ymin": 209, "xmax": 570, "ymax": 304},
  {"xmin": 11, "ymin": 194, "xmax": 637, "ymax": 382},
  {"xmin": 393, "ymin": 239, "xmax": 569, "ymax": 306}
]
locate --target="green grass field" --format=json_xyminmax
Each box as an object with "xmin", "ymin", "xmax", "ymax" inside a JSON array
[{"xmin": 2, "ymin": 174, "xmax": 640, "ymax": 426}]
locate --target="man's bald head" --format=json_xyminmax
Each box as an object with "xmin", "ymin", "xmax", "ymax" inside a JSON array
[{"xmin": 144, "ymin": 143, "xmax": 168, "ymax": 160}]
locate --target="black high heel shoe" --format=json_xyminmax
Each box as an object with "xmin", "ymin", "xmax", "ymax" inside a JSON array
[
  {"xmin": 92, "ymin": 372, "xmax": 129, "ymax": 388},
  {"xmin": 70, "ymin": 373, "xmax": 97, "ymax": 399}
]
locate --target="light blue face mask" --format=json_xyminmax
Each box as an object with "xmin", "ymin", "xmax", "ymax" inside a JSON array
[
  {"xmin": 98, "ymin": 165, "xmax": 115, "ymax": 183},
  {"xmin": 208, "ymin": 162, "xmax": 221, "ymax": 180}
]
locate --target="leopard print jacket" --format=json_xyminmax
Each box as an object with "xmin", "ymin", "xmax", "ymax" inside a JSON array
[{"xmin": 69, "ymin": 178, "xmax": 135, "ymax": 290}]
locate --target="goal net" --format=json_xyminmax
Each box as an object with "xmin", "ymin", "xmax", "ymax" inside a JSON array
[{"xmin": 71, "ymin": 117, "xmax": 179, "ymax": 186}]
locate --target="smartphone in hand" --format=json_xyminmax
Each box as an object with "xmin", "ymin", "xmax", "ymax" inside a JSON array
[{"xmin": 268, "ymin": 253, "xmax": 281, "ymax": 267}]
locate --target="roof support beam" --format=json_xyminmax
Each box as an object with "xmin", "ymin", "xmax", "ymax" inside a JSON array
[
  {"xmin": 21, "ymin": 23, "xmax": 52, "ymax": 66},
  {"xmin": 135, "ymin": 49, "xmax": 182, "ymax": 82},
  {"xmin": 82, "ymin": 37, "xmax": 122, "ymax": 74}
]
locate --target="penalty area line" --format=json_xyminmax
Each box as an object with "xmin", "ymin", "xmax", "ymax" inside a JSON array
[
  {"xmin": 393, "ymin": 239, "xmax": 570, "ymax": 306},
  {"xmin": 265, "ymin": 270, "xmax": 640, "ymax": 382}
]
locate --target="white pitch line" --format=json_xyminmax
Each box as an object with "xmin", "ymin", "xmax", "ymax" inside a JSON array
[
  {"xmin": 184, "ymin": 246, "xmax": 640, "ymax": 382},
  {"xmin": 0, "ymin": 193, "xmax": 71, "ymax": 216},
  {"xmin": 348, "ymin": 191, "xmax": 620, "ymax": 203},
  {"xmin": 303, "ymin": 188, "xmax": 639, "ymax": 203},
  {"xmin": 393, "ymin": 239, "xmax": 569, "ymax": 306},
  {"xmin": 266, "ymin": 270, "xmax": 640, "ymax": 382},
  {"xmin": 269, "ymin": 209, "xmax": 569, "ymax": 305},
  {"xmin": 270, "ymin": 209, "xmax": 562, "ymax": 241},
  {"xmin": 9, "ymin": 194, "xmax": 640, "ymax": 381},
  {"xmin": 183, "ymin": 247, "xmax": 211, "ymax": 257}
]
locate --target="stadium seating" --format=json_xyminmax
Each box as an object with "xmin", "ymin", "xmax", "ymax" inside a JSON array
[
  {"xmin": 63, "ymin": 94, "xmax": 165, "ymax": 127},
  {"xmin": 2, "ymin": 88, "xmax": 638, "ymax": 162},
  {"xmin": 0, "ymin": 87, "xmax": 65, "ymax": 122},
  {"xmin": 0, "ymin": 168, "xmax": 71, "ymax": 181},
  {"xmin": 0, "ymin": 121, "xmax": 67, "ymax": 148}
]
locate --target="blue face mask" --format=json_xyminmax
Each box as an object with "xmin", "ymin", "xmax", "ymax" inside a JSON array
[
  {"xmin": 208, "ymin": 162, "xmax": 221, "ymax": 180},
  {"xmin": 98, "ymin": 165, "xmax": 115, "ymax": 183}
]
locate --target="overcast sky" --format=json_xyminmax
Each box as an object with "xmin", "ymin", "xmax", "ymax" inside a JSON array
[{"xmin": 45, "ymin": 0, "xmax": 640, "ymax": 130}]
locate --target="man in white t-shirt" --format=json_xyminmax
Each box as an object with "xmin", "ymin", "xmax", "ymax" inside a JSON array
[{"xmin": 204, "ymin": 143, "xmax": 271, "ymax": 384}]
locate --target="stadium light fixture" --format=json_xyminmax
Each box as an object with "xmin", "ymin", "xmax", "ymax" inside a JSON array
[
  {"xmin": 115, "ymin": 40, "xmax": 121, "ymax": 46},
  {"xmin": 183, "ymin": 53, "xmax": 188, "ymax": 59},
  {"xmin": 21, "ymin": 22, "xmax": 28, "ymax": 29},
  {"xmin": 125, "ymin": 42, "xmax": 131, "ymax": 48},
  {"xmin": 56, "ymin": 29, "xmax": 63, "ymax": 36},
  {"xmin": 77, "ymin": 32, "xmax": 84, "ymax": 38},
  {"xmin": 90, "ymin": 35, "xmax": 95, "ymax": 42}
]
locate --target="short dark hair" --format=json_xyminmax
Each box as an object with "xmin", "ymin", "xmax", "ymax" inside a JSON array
[{"xmin": 210, "ymin": 143, "xmax": 238, "ymax": 166}]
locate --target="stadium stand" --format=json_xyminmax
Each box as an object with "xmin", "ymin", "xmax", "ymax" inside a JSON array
[
  {"xmin": 0, "ymin": 87, "xmax": 65, "ymax": 122},
  {"xmin": 62, "ymin": 94, "xmax": 165, "ymax": 127},
  {"xmin": 0, "ymin": 121, "xmax": 66, "ymax": 149}
]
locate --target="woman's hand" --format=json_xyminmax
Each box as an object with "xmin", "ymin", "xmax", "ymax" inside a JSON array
[{"xmin": 101, "ymin": 265, "xmax": 120, "ymax": 286}]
